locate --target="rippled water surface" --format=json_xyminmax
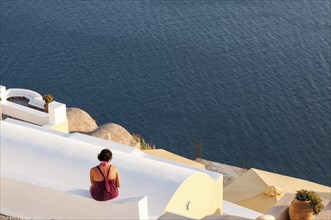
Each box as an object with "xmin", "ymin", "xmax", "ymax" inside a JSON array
[{"xmin": 1, "ymin": 0, "xmax": 330, "ymax": 185}]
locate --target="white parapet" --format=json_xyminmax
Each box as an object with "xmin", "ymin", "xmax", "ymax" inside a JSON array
[
  {"xmin": 0, "ymin": 85, "xmax": 6, "ymax": 102},
  {"xmin": 0, "ymin": 86, "xmax": 4, "ymax": 119},
  {"xmin": 0, "ymin": 85, "xmax": 69, "ymax": 132},
  {"xmin": 1, "ymin": 101, "xmax": 49, "ymax": 125},
  {"xmin": 48, "ymin": 101, "xmax": 67, "ymax": 125},
  {"xmin": 5, "ymin": 87, "xmax": 45, "ymax": 109},
  {"xmin": 223, "ymin": 200, "xmax": 262, "ymax": 219},
  {"xmin": 1, "ymin": 177, "xmax": 148, "ymax": 220}
]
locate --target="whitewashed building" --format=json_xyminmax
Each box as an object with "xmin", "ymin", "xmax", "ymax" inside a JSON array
[{"xmin": 0, "ymin": 85, "xmax": 265, "ymax": 220}]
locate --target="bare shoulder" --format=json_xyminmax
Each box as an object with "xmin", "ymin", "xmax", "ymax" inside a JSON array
[
  {"xmin": 90, "ymin": 166, "xmax": 97, "ymax": 173},
  {"xmin": 111, "ymin": 165, "xmax": 118, "ymax": 172}
]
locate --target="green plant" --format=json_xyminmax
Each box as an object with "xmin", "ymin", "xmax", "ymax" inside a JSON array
[
  {"xmin": 132, "ymin": 133, "xmax": 156, "ymax": 150},
  {"xmin": 43, "ymin": 94, "xmax": 54, "ymax": 104},
  {"xmin": 295, "ymin": 189, "xmax": 324, "ymax": 215}
]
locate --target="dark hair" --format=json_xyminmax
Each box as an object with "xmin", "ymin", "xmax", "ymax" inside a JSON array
[{"xmin": 97, "ymin": 149, "xmax": 112, "ymax": 162}]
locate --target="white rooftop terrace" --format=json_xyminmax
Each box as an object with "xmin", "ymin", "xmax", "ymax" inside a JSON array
[{"xmin": 1, "ymin": 118, "xmax": 223, "ymax": 219}]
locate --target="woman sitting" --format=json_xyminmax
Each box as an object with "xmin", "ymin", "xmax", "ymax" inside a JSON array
[{"xmin": 90, "ymin": 149, "xmax": 121, "ymax": 201}]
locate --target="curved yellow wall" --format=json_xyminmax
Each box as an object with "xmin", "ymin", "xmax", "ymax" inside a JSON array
[{"xmin": 164, "ymin": 173, "xmax": 223, "ymax": 219}]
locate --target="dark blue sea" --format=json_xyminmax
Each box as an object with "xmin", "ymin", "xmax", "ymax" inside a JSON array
[{"xmin": 1, "ymin": 0, "xmax": 330, "ymax": 186}]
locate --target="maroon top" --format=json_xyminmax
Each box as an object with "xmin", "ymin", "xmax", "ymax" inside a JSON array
[{"xmin": 90, "ymin": 165, "xmax": 118, "ymax": 201}]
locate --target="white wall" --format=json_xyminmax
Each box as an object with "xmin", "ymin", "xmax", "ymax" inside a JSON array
[
  {"xmin": 0, "ymin": 85, "xmax": 6, "ymax": 101},
  {"xmin": 1, "ymin": 100, "xmax": 49, "ymax": 125},
  {"xmin": 48, "ymin": 101, "xmax": 67, "ymax": 125},
  {"xmin": 1, "ymin": 177, "xmax": 148, "ymax": 220},
  {"xmin": 223, "ymin": 200, "xmax": 262, "ymax": 219}
]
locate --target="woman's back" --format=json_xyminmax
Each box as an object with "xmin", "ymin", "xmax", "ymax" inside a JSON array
[{"xmin": 91, "ymin": 165, "xmax": 118, "ymax": 181}]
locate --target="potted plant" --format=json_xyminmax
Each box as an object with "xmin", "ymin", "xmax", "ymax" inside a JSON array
[
  {"xmin": 43, "ymin": 94, "xmax": 54, "ymax": 113},
  {"xmin": 289, "ymin": 189, "xmax": 324, "ymax": 220}
]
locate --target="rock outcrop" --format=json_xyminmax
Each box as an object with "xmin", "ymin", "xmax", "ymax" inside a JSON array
[
  {"xmin": 66, "ymin": 107, "xmax": 98, "ymax": 133},
  {"xmin": 198, "ymin": 159, "xmax": 247, "ymax": 186},
  {"xmin": 91, "ymin": 123, "xmax": 138, "ymax": 147}
]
